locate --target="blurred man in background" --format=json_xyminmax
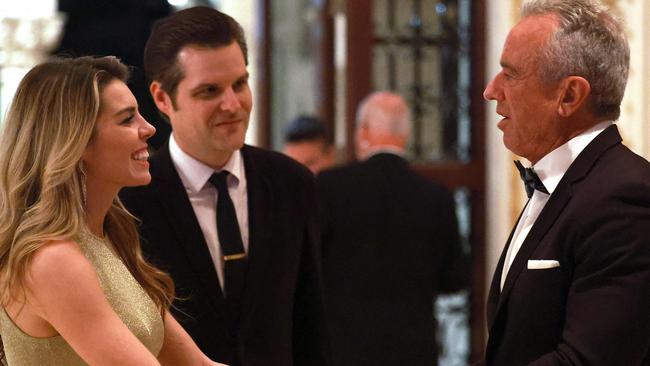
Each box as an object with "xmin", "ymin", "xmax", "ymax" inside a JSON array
[
  {"xmin": 282, "ymin": 115, "xmax": 335, "ymax": 174},
  {"xmin": 317, "ymin": 91, "xmax": 466, "ymax": 366}
]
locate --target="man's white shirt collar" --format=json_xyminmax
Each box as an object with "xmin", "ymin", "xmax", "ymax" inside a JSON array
[
  {"xmin": 500, "ymin": 120, "xmax": 613, "ymax": 289},
  {"xmin": 169, "ymin": 133, "xmax": 243, "ymax": 193},
  {"xmin": 365, "ymin": 145, "xmax": 407, "ymax": 159},
  {"xmin": 531, "ymin": 120, "xmax": 613, "ymax": 195}
]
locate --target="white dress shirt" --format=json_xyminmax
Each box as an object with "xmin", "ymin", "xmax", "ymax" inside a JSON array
[
  {"xmin": 169, "ymin": 135, "xmax": 249, "ymax": 290},
  {"xmin": 500, "ymin": 120, "xmax": 613, "ymax": 289}
]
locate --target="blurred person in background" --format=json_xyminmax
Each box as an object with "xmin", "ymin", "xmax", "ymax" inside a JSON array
[
  {"xmin": 282, "ymin": 115, "xmax": 335, "ymax": 174},
  {"xmin": 317, "ymin": 91, "xmax": 467, "ymax": 366}
]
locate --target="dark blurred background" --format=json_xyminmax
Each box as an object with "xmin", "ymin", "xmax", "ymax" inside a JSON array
[{"xmin": 55, "ymin": 0, "xmax": 172, "ymax": 148}]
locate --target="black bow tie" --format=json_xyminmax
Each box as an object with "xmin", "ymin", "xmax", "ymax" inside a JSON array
[{"xmin": 514, "ymin": 160, "xmax": 549, "ymax": 198}]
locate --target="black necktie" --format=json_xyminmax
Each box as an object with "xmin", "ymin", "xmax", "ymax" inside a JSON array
[
  {"xmin": 514, "ymin": 160, "xmax": 549, "ymax": 198},
  {"xmin": 209, "ymin": 171, "xmax": 247, "ymax": 330}
]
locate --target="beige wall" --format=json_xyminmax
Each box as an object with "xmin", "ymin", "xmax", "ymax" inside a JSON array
[
  {"xmin": 219, "ymin": 0, "xmax": 259, "ymax": 146},
  {"xmin": 484, "ymin": 0, "xmax": 520, "ymax": 307}
]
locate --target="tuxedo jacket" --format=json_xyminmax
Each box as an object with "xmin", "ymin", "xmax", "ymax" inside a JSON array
[
  {"xmin": 485, "ymin": 125, "xmax": 650, "ymax": 365},
  {"xmin": 120, "ymin": 144, "xmax": 329, "ymax": 366},
  {"xmin": 316, "ymin": 153, "xmax": 467, "ymax": 366}
]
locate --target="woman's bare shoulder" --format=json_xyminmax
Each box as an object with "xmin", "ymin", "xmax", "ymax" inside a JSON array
[
  {"xmin": 26, "ymin": 238, "xmax": 99, "ymax": 299},
  {"xmin": 8, "ymin": 238, "xmax": 102, "ymax": 335}
]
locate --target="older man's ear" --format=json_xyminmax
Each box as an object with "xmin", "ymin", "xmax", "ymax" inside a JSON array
[{"xmin": 557, "ymin": 76, "xmax": 591, "ymax": 118}]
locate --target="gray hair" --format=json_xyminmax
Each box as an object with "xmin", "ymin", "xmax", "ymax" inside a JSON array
[
  {"xmin": 356, "ymin": 92, "xmax": 412, "ymax": 137},
  {"xmin": 521, "ymin": 0, "xmax": 629, "ymax": 119}
]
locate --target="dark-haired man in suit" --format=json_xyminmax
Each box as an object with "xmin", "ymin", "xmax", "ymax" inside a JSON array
[
  {"xmin": 482, "ymin": 0, "xmax": 650, "ymax": 364},
  {"xmin": 282, "ymin": 115, "xmax": 335, "ymax": 174},
  {"xmin": 120, "ymin": 7, "xmax": 329, "ymax": 366},
  {"xmin": 317, "ymin": 91, "xmax": 466, "ymax": 366}
]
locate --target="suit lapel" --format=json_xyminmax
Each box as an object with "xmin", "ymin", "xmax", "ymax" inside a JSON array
[
  {"xmin": 491, "ymin": 125, "xmax": 623, "ymax": 327},
  {"xmin": 239, "ymin": 146, "xmax": 274, "ymax": 326},
  {"xmin": 150, "ymin": 143, "xmax": 227, "ymax": 311},
  {"xmin": 497, "ymin": 186, "xmax": 571, "ymax": 312}
]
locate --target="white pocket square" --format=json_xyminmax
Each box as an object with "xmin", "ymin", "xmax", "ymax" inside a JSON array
[{"xmin": 527, "ymin": 260, "xmax": 560, "ymax": 269}]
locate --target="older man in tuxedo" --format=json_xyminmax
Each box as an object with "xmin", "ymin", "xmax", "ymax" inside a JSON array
[
  {"xmin": 120, "ymin": 7, "xmax": 329, "ymax": 366},
  {"xmin": 482, "ymin": 0, "xmax": 650, "ymax": 365},
  {"xmin": 317, "ymin": 92, "xmax": 466, "ymax": 366}
]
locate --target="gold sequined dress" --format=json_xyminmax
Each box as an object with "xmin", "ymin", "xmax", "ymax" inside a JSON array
[{"xmin": 0, "ymin": 231, "xmax": 165, "ymax": 365}]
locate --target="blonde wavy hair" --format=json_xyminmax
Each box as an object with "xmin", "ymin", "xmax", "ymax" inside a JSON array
[{"xmin": 0, "ymin": 57, "xmax": 174, "ymax": 342}]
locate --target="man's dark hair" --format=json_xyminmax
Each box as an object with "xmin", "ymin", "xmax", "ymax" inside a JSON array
[
  {"xmin": 144, "ymin": 6, "xmax": 248, "ymax": 103},
  {"xmin": 285, "ymin": 115, "xmax": 331, "ymax": 145}
]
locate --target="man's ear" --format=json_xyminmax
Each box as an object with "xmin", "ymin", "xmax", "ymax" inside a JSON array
[
  {"xmin": 150, "ymin": 81, "xmax": 174, "ymax": 117},
  {"xmin": 557, "ymin": 76, "xmax": 591, "ymax": 117},
  {"xmin": 356, "ymin": 124, "xmax": 370, "ymax": 145}
]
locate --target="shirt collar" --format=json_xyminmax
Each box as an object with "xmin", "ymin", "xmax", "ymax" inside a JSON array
[
  {"xmin": 532, "ymin": 120, "xmax": 613, "ymax": 194},
  {"xmin": 365, "ymin": 145, "xmax": 407, "ymax": 159},
  {"xmin": 169, "ymin": 134, "xmax": 243, "ymax": 193}
]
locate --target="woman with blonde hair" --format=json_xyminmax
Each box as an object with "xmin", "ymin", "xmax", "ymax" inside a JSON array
[{"xmin": 0, "ymin": 56, "xmax": 225, "ymax": 365}]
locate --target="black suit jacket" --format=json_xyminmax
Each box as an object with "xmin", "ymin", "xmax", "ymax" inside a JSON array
[
  {"xmin": 120, "ymin": 144, "xmax": 329, "ymax": 366},
  {"xmin": 316, "ymin": 153, "xmax": 466, "ymax": 366},
  {"xmin": 485, "ymin": 125, "xmax": 650, "ymax": 365}
]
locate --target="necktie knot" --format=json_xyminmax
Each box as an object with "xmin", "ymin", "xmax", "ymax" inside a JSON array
[
  {"xmin": 514, "ymin": 160, "xmax": 549, "ymax": 198},
  {"xmin": 209, "ymin": 170, "xmax": 230, "ymax": 191}
]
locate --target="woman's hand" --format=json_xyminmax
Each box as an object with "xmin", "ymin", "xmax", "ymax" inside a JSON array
[{"xmin": 158, "ymin": 312, "xmax": 228, "ymax": 366}]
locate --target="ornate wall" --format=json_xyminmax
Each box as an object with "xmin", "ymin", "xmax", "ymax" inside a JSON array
[{"xmin": 0, "ymin": 1, "xmax": 62, "ymax": 118}]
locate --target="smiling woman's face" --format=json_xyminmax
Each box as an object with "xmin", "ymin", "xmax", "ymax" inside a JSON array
[{"xmin": 82, "ymin": 79, "xmax": 156, "ymax": 191}]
